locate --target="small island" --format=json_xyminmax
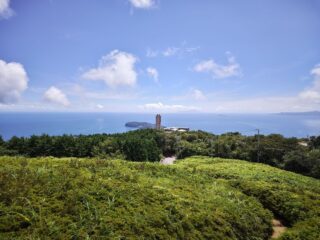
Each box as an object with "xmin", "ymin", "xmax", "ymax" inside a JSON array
[{"xmin": 125, "ymin": 121, "xmax": 155, "ymax": 129}]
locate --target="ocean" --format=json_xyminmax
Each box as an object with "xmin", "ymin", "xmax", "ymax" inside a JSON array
[{"xmin": 0, "ymin": 112, "xmax": 319, "ymax": 140}]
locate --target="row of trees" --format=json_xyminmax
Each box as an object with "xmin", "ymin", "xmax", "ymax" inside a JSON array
[{"xmin": 0, "ymin": 130, "xmax": 319, "ymax": 178}]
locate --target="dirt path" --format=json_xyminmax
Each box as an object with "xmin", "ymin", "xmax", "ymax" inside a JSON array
[
  {"xmin": 160, "ymin": 156, "xmax": 176, "ymax": 165},
  {"xmin": 271, "ymin": 218, "xmax": 287, "ymax": 239}
]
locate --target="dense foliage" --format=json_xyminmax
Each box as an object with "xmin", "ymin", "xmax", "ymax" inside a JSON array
[
  {"xmin": 0, "ymin": 130, "xmax": 319, "ymax": 178},
  {"xmin": 1, "ymin": 156, "xmax": 319, "ymax": 239},
  {"xmin": 176, "ymin": 157, "xmax": 320, "ymax": 240},
  {"xmin": 0, "ymin": 156, "xmax": 273, "ymax": 239}
]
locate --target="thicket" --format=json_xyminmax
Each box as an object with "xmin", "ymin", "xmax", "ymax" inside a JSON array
[{"xmin": 0, "ymin": 130, "xmax": 319, "ymax": 178}]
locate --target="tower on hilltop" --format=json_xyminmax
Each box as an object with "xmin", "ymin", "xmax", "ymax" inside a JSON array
[{"xmin": 155, "ymin": 114, "xmax": 161, "ymax": 129}]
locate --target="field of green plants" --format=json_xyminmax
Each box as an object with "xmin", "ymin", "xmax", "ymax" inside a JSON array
[
  {"xmin": 0, "ymin": 156, "xmax": 319, "ymax": 239},
  {"xmin": 176, "ymin": 157, "xmax": 320, "ymax": 240}
]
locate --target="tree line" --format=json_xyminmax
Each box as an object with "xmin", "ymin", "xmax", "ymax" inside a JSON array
[{"xmin": 0, "ymin": 129, "xmax": 319, "ymax": 178}]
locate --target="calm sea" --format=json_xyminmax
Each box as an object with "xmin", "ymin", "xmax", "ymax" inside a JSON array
[{"xmin": 0, "ymin": 112, "xmax": 319, "ymax": 140}]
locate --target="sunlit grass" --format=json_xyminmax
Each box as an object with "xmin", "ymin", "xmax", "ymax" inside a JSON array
[
  {"xmin": 1, "ymin": 156, "xmax": 319, "ymax": 239},
  {"xmin": 176, "ymin": 156, "xmax": 320, "ymax": 239}
]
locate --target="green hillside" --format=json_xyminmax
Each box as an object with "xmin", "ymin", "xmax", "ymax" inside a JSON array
[
  {"xmin": 0, "ymin": 156, "xmax": 319, "ymax": 239},
  {"xmin": 176, "ymin": 157, "xmax": 320, "ymax": 239}
]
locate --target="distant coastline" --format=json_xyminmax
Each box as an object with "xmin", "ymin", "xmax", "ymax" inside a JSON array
[{"xmin": 277, "ymin": 111, "xmax": 320, "ymax": 116}]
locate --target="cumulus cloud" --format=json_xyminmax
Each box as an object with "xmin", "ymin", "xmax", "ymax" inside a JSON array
[
  {"xmin": 129, "ymin": 0, "xmax": 155, "ymax": 9},
  {"xmin": 194, "ymin": 53, "xmax": 241, "ymax": 79},
  {"xmin": 191, "ymin": 89, "xmax": 206, "ymax": 100},
  {"xmin": 82, "ymin": 50, "xmax": 138, "ymax": 88},
  {"xmin": 0, "ymin": 0, "xmax": 13, "ymax": 18},
  {"xmin": 298, "ymin": 64, "xmax": 320, "ymax": 102},
  {"xmin": 44, "ymin": 86, "xmax": 70, "ymax": 106},
  {"xmin": 141, "ymin": 102, "xmax": 200, "ymax": 112},
  {"xmin": 0, "ymin": 59, "xmax": 28, "ymax": 103},
  {"xmin": 146, "ymin": 67, "xmax": 159, "ymax": 82}
]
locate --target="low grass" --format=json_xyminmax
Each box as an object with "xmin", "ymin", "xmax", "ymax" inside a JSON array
[{"xmin": 0, "ymin": 156, "xmax": 319, "ymax": 239}]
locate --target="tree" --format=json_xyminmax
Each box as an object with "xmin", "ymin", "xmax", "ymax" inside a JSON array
[
  {"xmin": 308, "ymin": 150, "xmax": 320, "ymax": 178},
  {"xmin": 309, "ymin": 136, "xmax": 320, "ymax": 149},
  {"xmin": 283, "ymin": 150, "xmax": 311, "ymax": 175},
  {"xmin": 7, "ymin": 136, "xmax": 26, "ymax": 155},
  {"xmin": 93, "ymin": 137, "xmax": 121, "ymax": 158},
  {"xmin": 122, "ymin": 137, "xmax": 161, "ymax": 162},
  {"xmin": 177, "ymin": 140, "xmax": 208, "ymax": 159}
]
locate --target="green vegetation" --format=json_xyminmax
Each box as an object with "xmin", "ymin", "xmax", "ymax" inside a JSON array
[
  {"xmin": 0, "ymin": 128, "xmax": 319, "ymax": 239},
  {"xmin": 176, "ymin": 157, "xmax": 320, "ymax": 240},
  {"xmin": 1, "ymin": 155, "xmax": 319, "ymax": 239},
  {"xmin": 1, "ymin": 129, "xmax": 319, "ymax": 178},
  {"xmin": 1, "ymin": 156, "xmax": 273, "ymax": 239}
]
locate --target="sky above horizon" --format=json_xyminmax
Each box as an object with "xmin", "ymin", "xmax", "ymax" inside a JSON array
[{"xmin": 0, "ymin": 0, "xmax": 320, "ymax": 113}]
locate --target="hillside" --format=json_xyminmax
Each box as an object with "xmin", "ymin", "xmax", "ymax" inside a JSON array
[
  {"xmin": 176, "ymin": 157, "xmax": 320, "ymax": 239},
  {"xmin": 0, "ymin": 156, "xmax": 319, "ymax": 239}
]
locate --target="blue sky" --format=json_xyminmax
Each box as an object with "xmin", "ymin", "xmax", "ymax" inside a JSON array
[{"xmin": 0, "ymin": 0, "xmax": 320, "ymax": 113}]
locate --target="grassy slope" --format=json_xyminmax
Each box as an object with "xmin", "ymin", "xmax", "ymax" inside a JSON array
[
  {"xmin": 175, "ymin": 157, "xmax": 320, "ymax": 240},
  {"xmin": 0, "ymin": 156, "xmax": 319, "ymax": 239},
  {"xmin": 1, "ymin": 156, "xmax": 272, "ymax": 240}
]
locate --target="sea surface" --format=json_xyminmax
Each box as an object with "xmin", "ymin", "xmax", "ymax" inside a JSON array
[{"xmin": 0, "ymin": 112, "xmax": 319, "ymax": 140}]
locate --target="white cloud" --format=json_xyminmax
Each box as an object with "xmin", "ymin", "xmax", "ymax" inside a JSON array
[
  {"xmin": 82, "ymin": 50, "xmax": 138, "ymax": 88},
  {"xmin": 146, "ymin": 44, "xmax": 199, "ymax": 58},
  {"xmin": 0, "ymin": 59, "xmax": 28, "ymax": 103},
  {"xmin": 141, "ymin": 102, "xmax": 200, "ymax": 112},
  {"xmin": 96, "ymin": 104, "xmax": 104, "ymax": 109},
  {"xmin": 204, "ymin": 65, "xmax": 320, "ymax": 113},
  {"xmin": 311, "ymin": 64, "xmax": 320, "ymax": 77},
  {"xmin": 129, "ymin": 0, "xmax": 155, "ymax": 9},
  {"xmin": 44, "ymin": 86, "xmax": 70, "ymax": 106},
  {"xmin": 0, "ymin": 0, "xmax": 13, "ymax": 19},
  {"xmin": 194, "ymin": 53, "xmax": 241, "ymax": 79},
  {"xmin": 146, "ymin": 48, "xmax": 158, "ymax": 58},
  {"xmin": 146, "ymin": 67, "xmax": 159, "ymax": 82},
  {"xmin": 191, "ymin": 89, "xmax": 206, "ymax": 100},
  {"xmin": 163, "ymin": 47, "xmax": 179, "ymax": 57},
  {"xmin": 299, "ymin": 90, "xmax": 320, "ymax": 101},
  {"xmin": 299, "ymin": 64, "xmax": 320, "ymax": 103}
]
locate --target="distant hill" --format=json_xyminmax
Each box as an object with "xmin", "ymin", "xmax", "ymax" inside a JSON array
[{"xmin": 277, "ymin": 111, "xmax": 320, "ymax": 116}]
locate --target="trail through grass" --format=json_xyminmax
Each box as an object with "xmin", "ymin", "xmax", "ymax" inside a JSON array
[
  {"xmin": 175, "ymin": 156, "xmax": 320, "ymax": 240},
  {"xmin": 1, "ymin": 156, "xmax": 319, "ymax": 239}
]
